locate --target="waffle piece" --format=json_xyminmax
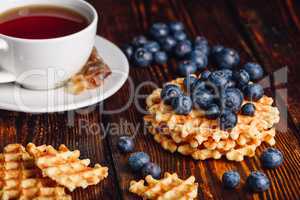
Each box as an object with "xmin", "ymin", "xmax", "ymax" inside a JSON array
[
  {"xmin": 26, "ymin": 143, "xmax": 108, "ymax": 192},
  {"xmin": 129, "ymin": 173, "xmax": 198, "ymax": 200},
  {"xmin": 66, "ymin": 47, "xmax": 111, "ymax": 94},
  {"xmin": 0, "ymin": 144, "xmax": 71, "ymax": 200},
  {"xmin": 144, "ymin": 77, "xmax": 280, "ymax": 161}
]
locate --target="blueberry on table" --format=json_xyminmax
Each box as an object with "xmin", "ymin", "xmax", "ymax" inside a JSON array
[
  {"xmin": 189, "ymin": 50, "xmax": 208, "ymax": 71},
  {"xmin": 244, "ymin": 62, "xmax": 264, "ymax": 81},
  {"xmin": 222, "ymin": 171, "xmax": 240, "ymax": 189},
  {"xmin": 177, "ymin": 60, "xmax": 197, "ymax": 76},
  {"xmin": 194, "ymin": 36, "xmax": 210, "ymax": 56},
  {"xmin": 244, "ymin": 83, "xmax": 264, "ymax": 101},
  {"xmin": 221, "ymin": 88, "xmax": 244, "ymax": 112},
  {"xmin": 154, "ymin": 51, "xmax": 168, "ymax": 65},
  {"xmin": 173, "ymin": 31, "xmax": 187, "ymax": 41},
  {"xmin": 161, "ymin": 84, "xmax": 183, "ymax": 105},
  {"xmin": 150, "ymin": 22, "xmax": 169, "ymax": 39},
  {"xmin": 246, "ymin": 171, "xmax": 270, "ymax": 192},
  {"xmin": 122, "ymin": 44, "xmax": 134, "ymax": 60},
  {"xmin": 169, "ymin": 21, "xmax": 185, "ymax": 32},
  {"xmin": 174, "ymin": 40, "xmax": 192, "ymax": 58},
  {"xmin": 219, "ymin": 109, "xmax": 238, "ymax": 130},
  {"xmin": 192, "ymin": 79, "xmax": 206, "ymax": 93},
  {"xmin": 144, "ymin": 41, "xmax": 160, "ymax": 53},
  {"xmin": 117, "ymin": 136, "xmax": 134, "ymax": 153},
  {"xmin": 133, "ymin": 48, "xmax": 153, "ymax": 67},
  {"xmin": 160, "ymin": 36, "xmax": 177, "ymax": 52},
  {"xmin": 171, "ymin": 95, "xmax": 193, "ymax": 115},
  {"xmin": 225, "ymin": 80, "xmax": 237, "ymax": 88},
  {"xmin": 205, "ymin": 104, "xmax": 221, "ymax": 119},
  {"xmin": 132, "ymin": 35, "xmax": 148, "ymax": 47},
  {"xmin": 141, "ymin": 162, "xmax": 162, "ymax": 179},
  {"xmin": 215, "ymin": 48, "xmax": 240, "ymax": 69},
  {"xmin": 241, "ymin": 103, "xmax": 256, "ymax": 116},
  {"xmin": 234, "ymin": 69, "xmax": 250, "ymax": 86},
  {"xmin": 200, "ymin": 70, "xmax": 211, "ymax": 81},
  {"xmin": 261, "ymin": 148, "xmax": 283, "ymax": 169},
  {"xmin": 128, "ymin": 152, "xmax": 150, "ymax": 172},
  {"xmin": 208, "ymin": 69, "xmax": 233, "ymax": 88},
  {"xmin": 210, "ymin": 45, "xmax": 224, "ymax": 56},
  {"xmin": 192, "ymin": 89, "xmax": 215, "ymax": 110}
]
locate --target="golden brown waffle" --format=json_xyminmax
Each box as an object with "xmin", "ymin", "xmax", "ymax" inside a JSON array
[
  {"xmin": 129, "ymin": 173, "xmax": 198, "ymax": 200},
  {"xmin": 66, "ymin": 47, "xmax": 111, "ymax": 94},
  {"xmin": 26, "ymin": 143, "xmax": 109, "ymax": 192},
  {"xmin": 0, "ymin": 144, "xmax": 71, "ymax": 200},
  {"xmin": 144, "ymin": 77, "xmax": 280, "ymax": 161}
]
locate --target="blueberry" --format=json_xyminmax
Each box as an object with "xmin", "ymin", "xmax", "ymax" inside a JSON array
[
  {"xmin": 215, "ymin": 48, "xmax": 240, "ymax": 69},
  {"xmin": 150, "ymin": 22, "xmax": 169, "ymax": 39},
  {"xmin": 192, "ymin": 79, "xmax": 206, "ymax": 92},
  {"xmin": 141, "ymin": 162, "xmax": 162, "ymax": 179},
  {"xmin": 154, "ymin": 51, "xmax": 168, "ymax": 65},
  {"xmin": 169, "ymin": 21, "xmax": 185, "ymax": 32},
  {"xmin": 244, "ymin": 62, "xmax": 264, "ymax": 81},
  {"xmin": 117, "ymin": 136, "xmax": 134, "ymax": 153},
  {"xmin": 133, "ymin": 48, "xmax": 153, "ymax": 67},
  {"xmin": 246, "ymin": 171, "xmax": 270, "ymax": 192},
  {"xmin": 174, "ymin": 40, "xmax": 192, "ymax": 58},
  {"xmin": 200, "ymin": 70, "xmax": 211, "ymax": 81},
  {"xmin": 128, "ymin": 152, "xmax": 150, "ymax": 171},
  {"xmin": 144, "ymin": 41, "xmax": 160, "ymax": 53},
  {"xmin": 194, "ymin": 36, "xmax": 210, "ymax": 56},
  {"xmin": 241, "ymin": 103, "xmax": 256, "ymax": 116},
  {"xmin": 183, "ymin": 76, "xmax": 197, "ymax": 92},
  {"xmin": 192, "ymin": 89, "xmax": 215, "ymax": 109},
  {"xmin": 234, "ymin": 69, "xmax": 250, "ymax": 86},
  {"xmin": 160, "ymin": 36, "xmax": 177, "ymax": 52},
  {"xmin": 177, "ymin": 60, "xmax": 197, "ymax": 76},
  {"xmin": 261, "ymin": 148, "xmax": 283, "ymax": 169},
  {"xmin": 222, "ymin": 171, "xmax": 240, "ymax": 189},
  {"xmin": 205, "ymin": 104, "xmax": 221, "ymax": 119},
  {"xmin": 219, "ymin": 109, "xmax": 237, "ymax": 130},
  {"xmin": 171, "ymin": 95, "xmax": 193, "ymax": 115},
  {"xmin": 210, "ymin": 45, "xmax": 224, "ymax": 56},
  {"xmin": 122, "ymin": 44, "xmax": 134, "ymax": 60},
  {"xmin": 161, "ymin": 84, "xmax": 183, "ymax": 105},
  {"xmin": 208, "ymin": 69, "xmax": 233, "ymax": 88},
  {"xmin": 132, "ymin": 35, "xmax": 148, "ymax": 47},
  {"xmin": 173, "ymin": 31, "xmax": 187, "ymax": 41},
  {"xmin": 189, "ymin": 50, "xmax": 208, "ymax": 71},
  {"xmin": 225, "ymin": 80, "xmax": 237, "ymax": 88},
  {"xmin": 244, "ymin": 83, "xmax": 264, "ymax": 101},
  {"xmin": 221, "ymin": 88, "xmax": 244, "ymax": 112}
]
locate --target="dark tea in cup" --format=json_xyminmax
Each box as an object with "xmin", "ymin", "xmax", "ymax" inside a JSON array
[{"xmin": 0, "ymin": 5, "xmax": 89, "ymax": 39}]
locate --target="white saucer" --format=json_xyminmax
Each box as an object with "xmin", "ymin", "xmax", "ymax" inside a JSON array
[{"xmin": 0, "ymin": 36, "xmax": 129, "ymax": 113}]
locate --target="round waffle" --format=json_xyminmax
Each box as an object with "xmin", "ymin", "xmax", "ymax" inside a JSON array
[{"xmin": 144, "ymin": 77, "xmax": 280, "ymax": 161}]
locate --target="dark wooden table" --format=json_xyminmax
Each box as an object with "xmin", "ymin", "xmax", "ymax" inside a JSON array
[{"xmin": 1, "ymin": 0, "xmax": 300, "ymax": 199}]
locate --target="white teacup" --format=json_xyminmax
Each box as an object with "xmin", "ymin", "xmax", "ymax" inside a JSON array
[{"xmin": 0, "ymin": 0, "xmax": 98, "ymax": 90}]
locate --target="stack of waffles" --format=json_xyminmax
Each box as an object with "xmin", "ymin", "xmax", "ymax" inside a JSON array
[
  {"xmin": 0, "ymin": 143, "xmax": 108, "ymax": 199},
  {"xmin": 144, "ymin": 78, "xmax": 280, "ymax": 161}
]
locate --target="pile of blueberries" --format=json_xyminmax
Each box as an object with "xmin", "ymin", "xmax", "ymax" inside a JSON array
[
  {"xmin": 118, "ymin": 136, "xmax": 161, "ymax": 179},
  {"xmin": 222, "ymin": 148, "xmax": 283, "ymax": 192}
]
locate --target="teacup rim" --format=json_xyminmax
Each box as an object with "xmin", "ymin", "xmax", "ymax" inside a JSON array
[{"xmin": 0, "ymin": 0, "xmax": 98, "ymax": 43}]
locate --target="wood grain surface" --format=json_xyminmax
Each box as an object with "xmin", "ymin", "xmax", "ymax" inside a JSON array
[{"xmin": 0, "ymin": 0, "xmax": 299, "ymax": 199}]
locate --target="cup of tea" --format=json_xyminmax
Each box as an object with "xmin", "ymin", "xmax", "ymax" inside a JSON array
[{"xmin": 0, "ymin": 0, "xmax": 98, "ymax": 90}]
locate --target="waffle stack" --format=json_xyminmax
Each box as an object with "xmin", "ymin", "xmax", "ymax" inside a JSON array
[
  {"xmin": 144, "ymin": 78, "xmax": 280, "ymax": 161},
  {"xmin": 129, "ymin": 173, "xmax": 198, "ymax": 200},
  {"xmin": 0, "ymin": 143, "xmax": 108, "ymax": 200}
]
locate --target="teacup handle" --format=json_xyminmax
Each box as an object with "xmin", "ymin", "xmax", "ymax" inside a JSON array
[{"xmin": 0, "ymin": 39, "xmax": 16, "ymax": 83}]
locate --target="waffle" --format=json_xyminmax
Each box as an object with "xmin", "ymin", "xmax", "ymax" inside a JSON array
[
  {"xmin": 129, "ymin": 173, "xmax": 198, "ymax": 200},
  {"xmin": 26, "ymin": 143, "xmax": 108, "ymax": 192},
  {"xmin": 144, "ymin": 77, "xmax": 280, "ymax": 161},
  {"xmin": 0, "ymin": 144, "xmax": 71, "ymax": 200},
  {"xmin": 66, "ymin": 47, "xmax": 111, "ymax": 94}
]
